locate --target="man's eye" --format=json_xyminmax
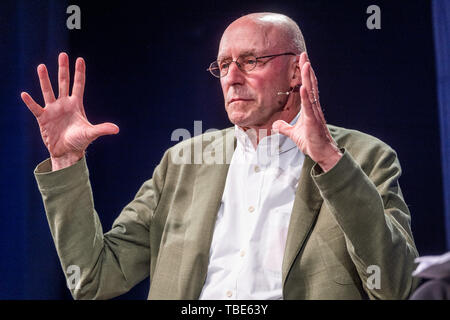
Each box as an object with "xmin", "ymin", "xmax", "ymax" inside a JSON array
[
  {"xmin": 220, "ymin": 61, "xmax": 231, "ymax": 69},
  {"xmin": 244, "ymin": 58, "xmax": 257, "ymax": 65}
]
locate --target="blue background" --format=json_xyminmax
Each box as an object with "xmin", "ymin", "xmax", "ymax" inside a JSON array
[{"xmin": 0, "ymin": 0, "xmax": 448, "ymax": 299}]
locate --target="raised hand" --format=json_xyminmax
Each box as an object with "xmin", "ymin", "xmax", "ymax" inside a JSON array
[
  {"xmin": 21, "ymin": 52, "xmax": 119, "ymax": 171},
  {"xmin": 273, "ymin": 52, "xmax": 342, "ymax": 172}
]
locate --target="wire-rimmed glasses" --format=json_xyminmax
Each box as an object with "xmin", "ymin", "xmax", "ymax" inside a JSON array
[{"xmin": 207, "ymin": 52, "xmax": 296, "ymax": 78}]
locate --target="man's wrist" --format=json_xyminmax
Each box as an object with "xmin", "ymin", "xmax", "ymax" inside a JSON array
[
  {"xmin": 316, "ymin": 146, "xmax": 343, "ymax": 173},
  {"xmin": 51, "ymin": 152, "xmax": 84, "ymax": 171}
]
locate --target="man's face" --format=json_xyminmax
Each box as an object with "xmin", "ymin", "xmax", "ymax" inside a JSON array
[{"xmin": 218, "ymin": 21, "xmax": 294, "ymax": 129}]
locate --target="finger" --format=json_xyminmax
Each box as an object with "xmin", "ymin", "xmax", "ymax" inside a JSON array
[
  {"xmin": 86, "ymin": 122, "xmax": 120, "ymax": 141},
  {"xmin": 37, "ymin": 64, "xmax": 56, "ymax": 104},
  {"xmin": 58, "ymin": 52, "xmax": 70, "ymax": 97},
  {"xmin": 21, "ymin": 92, "xmax": 44, "ymax": 118},
  {"xmin": 300, "ymin": 85, "xmax": 317, "ymax": 122},
  {"xmin": 302, "ymin": 63, "xmax": 325, "ymax": 126},
  {"xmin": 308, "ymin": 61, "xmax": 318, "ymax": 91},
  {"xmin": 299, "ymin": 52, "xmax": 308, "ymax": 71},
  {"xmin": 308, "ymin": 66, "xmax": 325, "ymax": 123},
  {"xmin": 300, "ymin": 62, "xmax": 318, "ymax": 122},
  {"xmin": 308, "ymin": 66, "xmax": 333, "ymax": 140},
  {"xmin": 72, "ymin": 57, "xmax": 85, "ymax": 98},
  {"xmin": 301, "ymin": 62, "xmax": 315, "ymax": 104},
  {"xmin": 272, "ymin": 120, "xmax": 293, "ymax": 137}
]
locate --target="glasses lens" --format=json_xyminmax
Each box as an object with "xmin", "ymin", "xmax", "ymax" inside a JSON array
[
  {"xmin": 208, "ymin": 55, "xmax": 258, "ymax": 78},
  {"xmin": 238, "ymin": 55, "xmax": 257, "ymax": 72},
  {"xmin": 219, "ymin": 59, "xmax": 232, "ymax": 77},
  {"xmin": 209, "ymin": 61, "xmax": 221, "ymax": 78}
]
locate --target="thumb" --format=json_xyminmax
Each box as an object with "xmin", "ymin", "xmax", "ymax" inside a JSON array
[
  {"xmin": 87, "ymin": 122, "xmax": 120, "ymax": 140},
  {"xmin": 272, "ymin": 120, "xmax": 293, "ymax": 137}
]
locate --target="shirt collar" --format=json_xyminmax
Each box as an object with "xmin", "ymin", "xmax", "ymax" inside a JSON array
[{"xmin": 234, "ymin": 111, "xmax": 300, "ymax": 155}]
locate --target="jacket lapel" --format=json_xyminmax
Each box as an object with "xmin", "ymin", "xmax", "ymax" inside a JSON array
[
  {"xmin": 177, "ymin": 129, "xmax": 236, "ymax": 299},
  {"xmin": 282, "ymin": 155, "xmax": 324, "ymax": 285}
]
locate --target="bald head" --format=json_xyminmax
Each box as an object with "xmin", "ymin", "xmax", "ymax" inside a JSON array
[{"xmin": 221, "ymin": 13, "xmax": 306, "ymax": 55}]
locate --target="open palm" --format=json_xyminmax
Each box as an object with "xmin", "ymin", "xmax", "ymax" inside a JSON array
[{"xmin": 21, "ymin": 53, "xmax": 119, "ymax": 169}]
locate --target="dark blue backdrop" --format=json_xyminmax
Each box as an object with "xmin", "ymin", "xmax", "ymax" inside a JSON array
[{"xmin": 0, "ymin": 0, "xmax": 448, "ymax": 299}]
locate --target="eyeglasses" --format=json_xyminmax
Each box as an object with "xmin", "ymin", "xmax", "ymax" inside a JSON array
[{"xmin": 207, "ymin": 52, "xmax": 296, "ymax": 78}]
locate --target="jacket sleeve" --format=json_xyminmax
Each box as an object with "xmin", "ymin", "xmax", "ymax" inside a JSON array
[
  {"xmin": 34, "ymin": 153, "xmax": 168, "ymax": 300},
  {"xmin": 311, "ymin": 146, "xmax": 420, "ymax": 299}
]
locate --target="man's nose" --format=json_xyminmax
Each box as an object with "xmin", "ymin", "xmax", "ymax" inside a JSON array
[{"xmin": 225, "ymin": 61, "xmax": 245, "ymax": 85}]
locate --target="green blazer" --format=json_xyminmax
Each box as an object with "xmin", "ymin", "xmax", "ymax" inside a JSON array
[{"xmin": 34, "ymin": 125, "xmax": 420, "ymax": 300}]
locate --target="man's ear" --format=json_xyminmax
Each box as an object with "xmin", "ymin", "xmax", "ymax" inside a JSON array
[{"xmin": 289, "ymin": 56, "xmax": 301, "ymax": 88}]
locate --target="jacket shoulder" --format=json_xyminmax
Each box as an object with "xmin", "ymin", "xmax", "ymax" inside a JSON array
[
  {"xmin": 328, "ymin": 124, "xmax": 395, "ymax": 153},
  {"xmin": 327, "ymin": 124, "xmax": 399, "ymax": 171}
]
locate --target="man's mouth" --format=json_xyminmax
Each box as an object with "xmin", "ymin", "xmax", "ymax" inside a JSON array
[{"xmin": 229, "ymin": 98, "xmax": 253, "ymax": 104}]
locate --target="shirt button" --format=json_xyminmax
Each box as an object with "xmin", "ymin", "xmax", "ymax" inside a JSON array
[
  {"xmin": 248, "ymin": 206, "xmax": 255, "ymax": 213},
  {"xmin": 254, "ymin": 165, "xmax": 260, "ymax": 173},
  {"xmin": 240, "ymin": 250, "xmax": 246, "ymax": 257},
  {"xmin": 226, "ymin": 290, "xmax": 233, "ymax": 297}
]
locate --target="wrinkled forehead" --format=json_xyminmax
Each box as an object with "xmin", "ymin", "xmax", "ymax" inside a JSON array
[{"xmin": 217, "ymin": 22, "xmax": 280, "ymax": 61}]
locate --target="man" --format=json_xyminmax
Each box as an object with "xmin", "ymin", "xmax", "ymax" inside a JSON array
[{"xmin": 21, "ymin": 12, "xmax": 419, "ymax": 299}]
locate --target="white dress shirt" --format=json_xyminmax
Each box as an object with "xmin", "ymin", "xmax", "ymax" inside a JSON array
[{"xmin": 199, "ymin": 113, "xmax": 305, "ymax": 300}]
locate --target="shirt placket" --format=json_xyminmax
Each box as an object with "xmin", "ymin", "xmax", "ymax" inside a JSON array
[{"xmin": 234, "ymin": 144, "xmax": 266, "ymax": 298}]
